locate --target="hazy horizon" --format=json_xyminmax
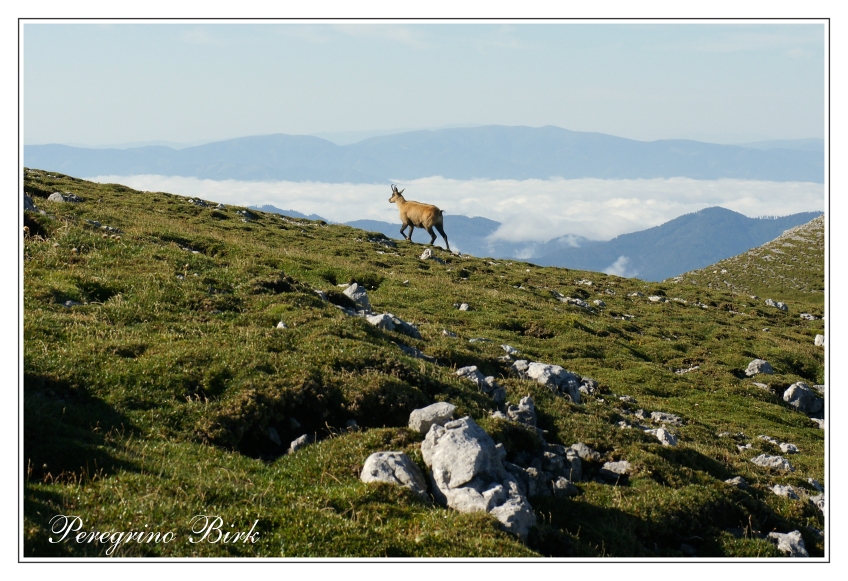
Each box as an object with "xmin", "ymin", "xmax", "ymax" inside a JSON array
[{"xmin": 25, "ymin": 23, "xmax": 824, "ymax": 146}]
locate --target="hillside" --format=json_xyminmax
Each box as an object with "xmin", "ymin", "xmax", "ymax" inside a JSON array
[
  {"xmin": 680, "ymin": 216, "xmax": 825, "ymax": 300},
  {"xmin": 533, "ymin": 208, "xmax": 823, "ymax": 281},
  {"xmin": 23, "ymin": 169, "xmax": 825, "ymax": 558},
  {"xmin": 24, "ymin": 125, "xmax": 824, "ymax": 184}
]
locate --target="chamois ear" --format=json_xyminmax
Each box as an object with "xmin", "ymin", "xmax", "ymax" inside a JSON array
[{"xmin": 398, "ymin": 189, "xmax": 405, "ymax": 195}]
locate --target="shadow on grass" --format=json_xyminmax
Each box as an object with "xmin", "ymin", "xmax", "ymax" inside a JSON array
[
  {"xmin": 24, "ymin": 372, "xmax": 140, "ymax": 483},
  {"xmin": 529, "ymin": 486, "xmax": 807, "ymax": 558}
]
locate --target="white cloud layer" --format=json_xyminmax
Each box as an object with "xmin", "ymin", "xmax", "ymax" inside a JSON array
[{"xmin": 85, "ymin": 175, "xmax": 824, "ymax": 242}]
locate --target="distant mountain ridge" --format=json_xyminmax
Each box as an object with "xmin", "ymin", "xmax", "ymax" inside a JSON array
[
  {"xmin": 532, "ymin": 207, "xmax": 823, "ymax": 281},
  {"xmin": 25, "ymin": 125, "xmax": 824, "ymax": 184}
]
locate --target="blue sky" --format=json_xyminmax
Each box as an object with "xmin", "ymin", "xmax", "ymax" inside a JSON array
[{"xmin": 23, "ymin": 22, "xmax": 825, "ymax": 146}]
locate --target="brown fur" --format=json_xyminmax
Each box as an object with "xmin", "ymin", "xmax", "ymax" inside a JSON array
[{"xmin": 388, "ymin": 185, "xmax": 450, "ymax": 251}]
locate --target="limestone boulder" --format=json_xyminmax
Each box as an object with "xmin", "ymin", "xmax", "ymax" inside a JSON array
[
  {"xmin": 421, "ymin": 417, "xmax": 536, "ymax": 539},
  {"xmin": 767, "ymin": 531, "xmax": 808, "ymax": 557},
  {"xmin": 745, "ymin": 359, "xmax": 774, "ymax": 376},
  {"xmin": 408, "ymin": 402, "xmax": 456, "ymax": 435},
  {"xmin": 525, "ymin": 362, "xmax": 582, "ymax": 403},
  {"xmin": 343, "ymin": 283, "xmax": 371, "ymax": 311},
  {"xmin": 361, "ymin": 451, "xmax": 428, "ymax": 498},
  {"xmin": 750, "ymin": 454, "xmax": 794, "ymax": 472},
  {"xmin": 783, "ymin": 382, "xmax": 824, "ymax": 415}
]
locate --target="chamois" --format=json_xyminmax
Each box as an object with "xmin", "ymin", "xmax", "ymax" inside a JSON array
[{"xmin": 388, "ymin": 185, "xmax": 450, "ymax": 251}]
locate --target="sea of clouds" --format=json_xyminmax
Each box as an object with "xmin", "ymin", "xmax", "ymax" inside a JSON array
[{"xmin": 86, "ymin": 175, "xmax": 824, "ymax": 242}]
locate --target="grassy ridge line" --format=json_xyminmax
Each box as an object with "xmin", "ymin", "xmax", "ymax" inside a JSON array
[
  {"xmin": 23, "ymin": 169, "xmax": 824, "ymax": 557},
  {"xmin": 679, "ymin": 215, "xmax": 825, "ymax": 301}
]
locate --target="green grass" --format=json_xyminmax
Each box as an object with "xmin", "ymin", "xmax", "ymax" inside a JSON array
[{"xmin": 23, "ymin": 169, "xmax": 825, "ymax": 558}]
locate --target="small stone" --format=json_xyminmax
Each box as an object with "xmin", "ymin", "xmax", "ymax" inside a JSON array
[
  {"xmin": 599, "ymin": 460, "xmax": 632, "ymax": 484},
  {"xmin": 552, "ymin": 477, "xmax": 578, "ymax": 498},
  {"xmin": 570, "ymin": 443, "xmax": 601, "ymax": 463},
  {"xmin": 800, "ymin": 313, "xmax": 817, "ymax": 320},
  {"xmin": 593, "ymin": 299, "xmax": 606, "ymax": 307},
  {"xmin": 651, "ymin": 411, "xmax": 682, "ymax": 426},
  {"xmin": 501, "ymin": 344, "xmax": 520, "ymax": 355},
  {"xmin": 779, "ymin": 442, "xmax": 799, "ymax": 454},
  {"xmin": 458, "ymin": 303, "xmax": 470, "ymax": 311},
  {"xmin": 724, "ymin": 476, "xmax": 748, "ymax": 489},
  {"xmin": 807, "ymin": 478, "xmax": 822, "ymax": 492},
  {"xmin": 314, "ymin": 290, "xmax": 328, "ymax": 302},
  {"xmin": 343, "ymin": 282, "xmax": 371, "ymax": 311},
  {"xmin": 276, "ymin": 321, "xmax": 287, "ymax": 329},
  {"xmin": 289, "ymin": 434, "xmax": 311, "ymax": 454},
  {"xmin": 772, "ymin": 484, "xmax": 800, "ymax": 499},
  {"xmin": 360, "ymin": 451, "xmax": 428, "ymax": 498},
  {"xmin": 745, "ymin": 359, "xmax": 774, "ymax": 376},
  {"xmin": 750, "ymin": 454, "xmax": 794, "ymax": 471},
  {"xmin": 765, "ymin": 298, "xmax": 788, "ymax": 312},
  {"xmin": 767, "ymin": 531, "xmax": 808, "ymax": 557},
  {"xmin": 442, "ymin": 329, "xmax": 457, "ymax": 337},
  {"xmin": 455, "ymin": 365, "xmax": 487, "ymax": 388},
  {"xmin": 656, "ymin": 427, "xmax": 678, "ymax": 446},
  {"xmin": 814, "ymin": 334, "xmax": 824, "ymax": 346}
]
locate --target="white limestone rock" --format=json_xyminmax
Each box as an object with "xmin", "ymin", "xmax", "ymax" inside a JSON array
[
  {"xmin": 343, "ymin": 282, "xmax": 371, "ymax": 311},
  {"xmin": 525, "ymin": 362, "xmax": 582, "ymax": 403},
  {"xmin": 408, "ymin": 402, "xmax": 456, "ymax": 435},
  {"xmin": 783, "ymin": 382, "xmax": 823, "ymax": 415},
  {"xmin": 750, "ymin": 454, "xmax": 795, "ymax": 472},
  {"xmin": 745, "ymin": 359, "xmax": 774, "ymax": 377},
  {"xmin": 421, "ymin": 417, "xmax": 536, "ymax": 539},
  {"xmin": 767, "ymin": 531, "xmax": 808, "ymax": 557},
  {"xmin": 772, "ymin": 484, "xmax": 800, "ymax": 499},
  {"xmin": 656, "ymin": 427, "xmax": 678, "ymax": 446},
  {"xmin": 361, "ymin": 451, "xmax": 428, "ymax": 498}
]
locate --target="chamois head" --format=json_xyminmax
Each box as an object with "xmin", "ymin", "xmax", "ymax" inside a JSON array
[{"xmin": 388, "ymin": 184, "xmax": 405, "ymax": 203}]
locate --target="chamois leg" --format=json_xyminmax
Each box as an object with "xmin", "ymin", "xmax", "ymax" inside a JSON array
[
  {"xmin": 400, "ymin": 224, "xmax": 409, "ymax": 240},
  {"xmin": 426, "ymin": 226, "xmax": 437, "ymax": 246},
  {"xmin": 407, "ymin": 225, "xmax": 415, "ymax": 241},
  {"xmin": 435, "ymin": 224, "xmax": 450, "ymax": 251}
]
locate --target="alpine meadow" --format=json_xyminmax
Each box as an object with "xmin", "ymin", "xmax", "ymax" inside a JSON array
[{"xmin": 23, "ymin": 168, "xmax": 825, "ymax": 558}]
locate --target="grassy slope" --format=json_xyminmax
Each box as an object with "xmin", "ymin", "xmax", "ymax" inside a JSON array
[{"xmin": 23, "ymin": 169, "xmax": 825, "ymax": 558}]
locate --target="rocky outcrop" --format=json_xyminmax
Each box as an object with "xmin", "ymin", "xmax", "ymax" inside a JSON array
[
  {"xmin": 361, "ymin": 451, "xmax": 428, "ymax": 498},
  {"xmin": 421, "ymin": 417, "xmax": 535, "ymax": 539}
]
